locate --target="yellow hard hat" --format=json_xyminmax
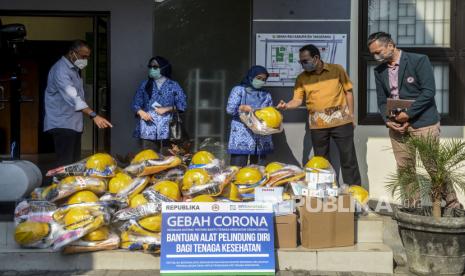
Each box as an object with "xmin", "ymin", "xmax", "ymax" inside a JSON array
[
  {"xmin": 191, "ymin": 195, "xmax": 216, "ymax": 202},
  {"xmin": 67, "ymin": 191, "xmax": 99, "ymax": 205},
  {"xmin": 348, "ymin": 185, "xmax": 369, "ymax": 205},
  {"xmin": 265, "ymin": 162, "xmax": 284, "ymax": 174},
  {"xmin": 15, "ymin": 221, "xmax": 50, "ymax": 245},
  {"xmin": 86, "ymin": 153, "xmax": 115, "ymax": 171},
  {"xmin": 153, "ymin": 181, "xmax": 181, "ymax": 201},
  {"xmin": 138, "ymin": 215, "xmax": 162, "ymax": 232},
  {"xmin": 108, "ymin": 172, "xmax": 133, "ymax": 194},
  {"xmin": 191, "ymin": 151, "xmax": 215, "ymax": 165},
  {"xmin": 129, "ymin": 193, "xmax": 148, "ymax": 208},
  {"xmin": 131, "ymin": 149, "xmax": 159, "ymax": 164},
  {"xmin": 82, "ymin": 226, "xmax": 109, "ymax": 242},
  {"xmin": 305, "ymin": 156, "xmax": 331, "ymax": 170},
  {"xmin": 64, "ymin": 207, "xmax": 92, "ymax": 230},
  {"xmin": 235, "ymin": 167, "xmax": 262, "ymax": 184},
  {"xmin": 254, "ymin": 106, "xmax": 283, "ymax": 128},
  {"xmin": 182, "ymin": 169, "xmax": 211, "ymax": 190}
]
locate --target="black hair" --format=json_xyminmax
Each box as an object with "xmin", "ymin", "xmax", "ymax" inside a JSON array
[
  {"xmin": 299, "ymin": 44, "xmax": 320, "ymax": 58},
  {"xmin": 367, "ymin": 32, "xmax": 396, "ymax": 47},
  {"xmin": 69, "ymin": 40, "xmax": 90, "ymax": 52}
]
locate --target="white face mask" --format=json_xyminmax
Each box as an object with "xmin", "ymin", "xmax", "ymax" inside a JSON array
[
  {"xmin": 72, "ymin": 52, "xmax": 88, "ymax": 69},
  {"xmin": 74, "ymin": 59, "xmax": 88, "ymax": 69}
]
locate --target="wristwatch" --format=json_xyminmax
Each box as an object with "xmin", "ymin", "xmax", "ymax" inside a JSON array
[{"xmin": 89, "ymin": 111, "xmax": 97, "ymax": 119}]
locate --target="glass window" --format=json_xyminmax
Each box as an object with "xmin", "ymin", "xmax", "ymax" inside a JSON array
[{"xmin": 368, "ymin": 0, "xmax": 451, "ymax": 47}]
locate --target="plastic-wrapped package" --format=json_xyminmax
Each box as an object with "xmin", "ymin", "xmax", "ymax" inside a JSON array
[
  {"xmin": 239, "ymin": 107, "xmax": 283, "ymax": 135},
  {"xmin": 124, "ymin": 156, "xmax": 182, "ymax": 177},
  {"xmin": 151, "ymin": 167, "xmax": 186, "ymax": 184},
  {"xmin": 63, "ymin": 232, "xmax": 120, "ymax": 254},
  {"xmin": 32, "ymin": 176, "xmax": 107, "ymax": 203},
  {"xmin": 46, "ymin": 153, "xmax": 117, "ymax": 178},
  {"xmin": 119, "ymin": 219, "xmax": 161, "ymax": 252},
  {"xmin": 100, "ymin": 177, "xmax": 150, "ymax": 207},
  {"xmin": 51, "ymin": 202, "xmax": 112, "ymax": 251},
  {"xmin": 13, "ymin": 200, "xmax": 57, "ymax": 249},
  {"xmin": 263, "ymin": 165, "xmax": 305, "ymax": 187},
  {"xmin": 113, "ymin": 201, "xmax": 163, "ymax": 222},
  {"xmin": 181, "ymin": 166, "xmax": 239, "ymax": 198},
  {"xmin": 14, "ymin": 200, "xmax": 57, "ymax": 225},
  {"xmin": 234, "ymin": 166, "xmax": 267, "ymax": 200}
]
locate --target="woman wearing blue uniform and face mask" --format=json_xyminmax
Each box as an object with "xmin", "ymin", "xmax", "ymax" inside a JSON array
[
  {"xmin": 226, "ymin": 65, "xmax": 274, "ymax": 167},
  {"xmin": 132, "ymin": 56, "xmax": 187, "ymax": 152}
]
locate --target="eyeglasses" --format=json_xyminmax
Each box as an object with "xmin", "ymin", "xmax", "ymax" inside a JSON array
[
  {"xmin": 148, "ymin": 65, "xmax": 160, "ymax": 69},
  {"xmin": 298, "ymin": 59, "xmax": 314, "ymax": 65}
]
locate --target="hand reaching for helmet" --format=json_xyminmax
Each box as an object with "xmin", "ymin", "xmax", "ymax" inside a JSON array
[{"xmin": 239, "ymin": 105, "xmax": 253, "ymax": 113}]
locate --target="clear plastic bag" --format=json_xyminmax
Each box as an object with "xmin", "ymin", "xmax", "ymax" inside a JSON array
[{"xmin": 239, "ymin": 110, "xmax": 283, "ymax": 135}]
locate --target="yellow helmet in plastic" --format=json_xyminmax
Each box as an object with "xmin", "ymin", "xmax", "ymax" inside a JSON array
[
  {"xmin": 86, "ymin": 153, "xmax": 115, "ymax": 171},
  {"xmin": 138, "ymin": 215, "xmax": 162, "ymax": 232},
  {"xmin": 191, "ymin": 151, "xmax": 215, "ymax": 165},
  {"xmin": 305, "ymin": 156, "xmax": 331, "ymax": 170},
  {"xmin": 254, "ymin": 106, "xmax": 283, "ymax": 128},
  {"xmin": 182, "ymin": 169, "xmax": 211, "ymax": 189},
  {"xmin": 129, "ymin": 193, "xmax": 148, "ymax": 208},
  {"xmin": 109, "ymin": 172, "xmax": 133, "ymax": 194},
  {"xmin": 67, "ymin": 191, "xmax": 99, "ymax": 205},
  {"xmin": 191, "ymin": 195, "xmax": 216, "ymax": 202},
  {"xmin": 83, "ymin": 226, "xmax": 109, "ymax": 241},
  {"xmin": 131, "ymin": 149, "xmax": 159, "ymax": 164},
  {"xmin": 235, "ymin": 167, "xmax": 263, "ymax": 184},
  {"xmin": 153, "ymin": 181, "xmax": 181, "ymax": 201},
  {"xmin": 64, "ymin": 207, "xmax": 92, "ymax": 230},
  {"xmin": 15, "ymin": 221, "xmax": 50, "ymax": 245},
  {"xmin": 265, "ymin": 162, "xmax": 284, "ymax": 174},
  {"xmin": 348, "ymin": 185, "xmax": 369, "ymax": 205}
]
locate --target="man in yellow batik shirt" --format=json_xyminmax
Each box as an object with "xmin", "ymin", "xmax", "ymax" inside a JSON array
[{"xmin": 277, "ymin": 44, "xmax": 362, "ymax": 186}]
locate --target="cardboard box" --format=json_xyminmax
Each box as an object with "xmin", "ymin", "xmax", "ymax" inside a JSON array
[
  {"xmin": 299, "ymin": 195, "xmax": 354, "ymax": 249},
  {"xmin": 274, "ymin": 214, "xmax": 297, "ymax": 248}
]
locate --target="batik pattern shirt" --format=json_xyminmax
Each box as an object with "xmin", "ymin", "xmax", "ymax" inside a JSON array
[
  {"xmin": 132, "ymin": 79, "xmax": 186, "ymax": 140},
  {"xmin": 226, "ymin": 85, "xmax": 273, "ymax": 155}
]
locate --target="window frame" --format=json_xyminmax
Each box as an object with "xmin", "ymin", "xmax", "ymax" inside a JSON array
[{"xmin": 358, "ymin": 0, "xmax": 465, "ymax": 126}]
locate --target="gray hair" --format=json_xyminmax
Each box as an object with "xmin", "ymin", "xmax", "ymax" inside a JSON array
[{"xmin": 367, "ymin": 32, "xmax": 395, "ymax": 47}]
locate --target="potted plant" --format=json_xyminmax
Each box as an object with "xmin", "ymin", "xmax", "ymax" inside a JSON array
[{"xmin": 387, "ymin": 135, "xmax": 465, "ymax": 275}]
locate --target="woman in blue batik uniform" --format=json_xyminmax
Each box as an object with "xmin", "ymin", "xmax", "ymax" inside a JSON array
[
  {"xmin": 132, "ymin": 56, "xmax": 187, "ymax": 152},
  {"xmin": 226, "ymin": 65, "xmax": 273, "ymax": 167}
]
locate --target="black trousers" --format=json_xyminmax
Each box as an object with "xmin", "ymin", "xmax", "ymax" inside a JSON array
[
  {"xmin": 230, "ymin": 154, "xmax": 267, "ymax": 167},
  {"xmin": 310, "ymin": 123, "xmax": 361, "ymax": 186},
  {"xmin": 48, "ymin": 128, "xmax": 82, "ymax": 167},
  {"xmin": 140, "ymin": 139, "xmax": 168, "ymax": 153}
]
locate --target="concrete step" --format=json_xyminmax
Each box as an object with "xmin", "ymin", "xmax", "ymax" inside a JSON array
[
  {"xmin": 0, "ymin": 243, "xmax": 393, "ymax": 274},
  {"xmin": 277, "ymin": 244, "xmax": 393, "ymax": 274},
  {"xmin": 1, "ymin": 217, "xmax": 391, "ymax": 274},
  {"xmin": 355, "ymin": 214, "xmax": 384, "ymax": 243}
]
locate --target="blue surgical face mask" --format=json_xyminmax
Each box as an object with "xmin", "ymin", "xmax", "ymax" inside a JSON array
[
  {"xmin": 149, "ymin": 68, "xmax": 161, "ymax": 79},
  {"xmin": 302, "ymin": 61, "xmax": 316, "ymax": 72},
  {"xmin": 252, "ymin": 78, "xmax": 266, "ymax": 89}
]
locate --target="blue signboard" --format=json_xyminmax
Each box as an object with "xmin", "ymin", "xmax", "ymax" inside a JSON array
[{"xmin": 160, "ymin": 202, "xmax": 275, "ymax": 275}]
